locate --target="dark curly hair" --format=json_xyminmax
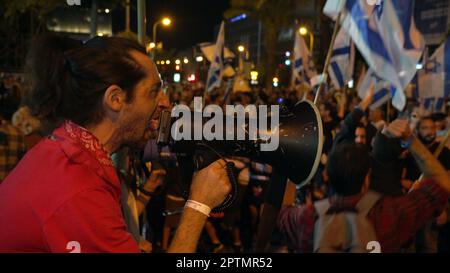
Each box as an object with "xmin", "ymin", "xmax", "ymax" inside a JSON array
[{"xmin": 24, "ymin": 34, "xmax": 147, "ymax": 128}]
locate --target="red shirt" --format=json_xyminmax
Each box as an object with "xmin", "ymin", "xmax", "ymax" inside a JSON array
[
  {"xmin": 0, "ymin": 121, "xmax": 139, "ymax": 253},
  {"xmin": 278, "ymin": 180, "xmax": 449, "ymax": 253}
]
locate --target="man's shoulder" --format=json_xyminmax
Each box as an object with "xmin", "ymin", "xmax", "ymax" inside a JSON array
[{"xmin": 4, "ymin": 137, "xmax": 114, "ymax": 205}]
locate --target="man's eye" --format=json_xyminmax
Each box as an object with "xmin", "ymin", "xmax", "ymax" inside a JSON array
[{"xmin": 149, "ymin": 89, "xmax": 158, "ymax": 97}]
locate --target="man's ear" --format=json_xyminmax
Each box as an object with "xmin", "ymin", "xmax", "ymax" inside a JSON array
[{"xmin": 103, "ymin": 85, "xmax": 126, "ymax": 112}]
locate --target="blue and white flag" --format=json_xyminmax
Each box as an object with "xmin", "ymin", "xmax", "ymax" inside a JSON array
[
  {"xmin": 324, "ymin": 0, "xmax": 425, "ymax": 110},
  {"xmin": 417, "ymin": 37, "xmax": 450, "ymax": 113},
  {"xmin": 328, "ymin": 27, "xmax": 355, "ymax": 89},
  {"xmin": 291, "ymin": 30, "xmax": 317, "ymax": 89},
  {"xmin": 358, "ymin": 68, "xmax": 399, "ymax": 109},
  {"xmin": 206, "ymin": 21, "xmax": 225, "ymax": 93}
]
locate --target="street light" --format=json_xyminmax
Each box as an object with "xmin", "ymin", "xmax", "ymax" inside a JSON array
[
  {"xmin": 183, "ymin": 58, "xmax": 189, "ymax": 64},
  {"xmin": 299, "ymin": 26, "xmax": 314, "ymax": 53},
  {"xmin": 238, "ymin": 45, "xmax": 245, "ymax": 53},
  {"xmin": 196, "ymin": 56, "xmax": 204, "ymax": 62},
  {"xmin": 153, "ymin": 17, "xmax": 172, "ymax": 45},
  {"xmin": 162, "ymin": 18, "xmax": 172, "ymax": 26},
  {"xmin": 299, "ymin": 27, "xmax": 308, "ymax": 35},
  {"xmin": 250, "ymin": 71, "xmax": 259, "ymax": 85},
  {"xmin": 146, "ymin": 42, "xmax": 156, "ymax": 53}
]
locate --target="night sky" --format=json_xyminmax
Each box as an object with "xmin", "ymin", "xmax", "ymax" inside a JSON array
[{"xmin": 112, "ymin": 0, "xmax": 230, "ymax": 51}]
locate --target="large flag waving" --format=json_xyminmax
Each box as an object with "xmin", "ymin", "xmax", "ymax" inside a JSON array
[
  {"xmin": 358, "ymin": 68, "xmax": 399, "ymax": 109},
  {"xmin": 324, "ymin": 0, "xmax": 425, "ymax": 110},
  {"xmin": 328, "ymin": 27, "xmax": 355, "ymax": 89},
  {"xmin": 417, "ymin": 37, "xmax": 450, "ymax": 113},
  {"xmin": 291, "ymin": 30, "xmax": 317, "ymax": 89},
  {"xmin": 206, "ymin": 21, "xmax": 225, "ymax": 93}
]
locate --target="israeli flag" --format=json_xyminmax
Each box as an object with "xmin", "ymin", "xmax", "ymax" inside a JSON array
[
  {"xmin": 291, "ymin": 30, "xmax": 317, "ymax": 89},
  {"xmin": 328, "ymin": 27, "xmax": 355, "ymax": 89},
  {"xmin": 358, "ymin": 68, "xmax": 399, "ymax": 109},
  {"xmin": 324, "ymin": 0, "xmax": 425, "ymax": 110},
  {"xmin": 417, "ymin": 37, "xmax": 450, "ymax": 113},
  {"xmin": 206, "ymin": 21, "xmax": 225, "ymax": 93}
]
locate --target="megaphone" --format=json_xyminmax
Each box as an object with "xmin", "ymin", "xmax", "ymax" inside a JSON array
[{"xmin": 156, "ymin": 99, "xmax": 323, "ymax": 211}]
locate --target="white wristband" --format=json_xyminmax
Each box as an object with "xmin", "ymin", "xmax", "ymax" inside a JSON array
[{"xmin": 185, "ymin": 200, "xmax": 211, "ymax": 217}]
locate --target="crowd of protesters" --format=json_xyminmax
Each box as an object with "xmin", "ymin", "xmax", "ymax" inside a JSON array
[{"xmin": 0, "ymin": 34, "xmax": 450, "ymax": 253}]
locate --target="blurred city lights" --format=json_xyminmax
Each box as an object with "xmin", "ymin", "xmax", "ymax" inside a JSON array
[
  {"xmin": 173, "ymin": 73, "xmax": 181, "ymax": 83},
  {"xmin": 162, "ymin": 17, "xmax": 172, "ymax": 26},
  {"xmin": 299, "ymin": 27, "xmax": 308, "ymax": 35},
  {"xmin": 250, "ymin": 71, "xmax": 259, "ymax": 81},
  {"xmin": 348, "ymin": 79, "xmax": 354, "ymax": 88},
  {"xmin": 187, "ymin": 74, "xmax": 197, "ymax": 82}
]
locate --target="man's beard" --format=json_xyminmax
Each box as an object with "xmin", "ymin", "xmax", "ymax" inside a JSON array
[
  {"xmin": 418, "ymin": 134, "xmax": 436, "ymax": 145},
  {"xmin": 114, "ymin": 116, "xmax": 148, "ymax": 151}
]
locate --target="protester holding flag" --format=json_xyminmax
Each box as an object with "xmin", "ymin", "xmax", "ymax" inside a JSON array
[
  {"xmin": 206, "ymin": 21, "xmax": 225, "ymax": 93},
  {"xmin": 417, "ymin": 36, "xmax": 450, "ymax": 113},
  {"xmin": 328, "ymin": 28, "xmax": 355, "ymax": 90},
  {"xmin": 324, "ymin": 0, "xmax": 425, "ymax": 111},
  {"xmin": 291, "ymin": 29, "xmax": 318, "ymax": 91},
  {"xmin": 333, "ymin": 84, "xmax": 376, "ymax": 149},
  {"xmin": 279, "ymin": 118, "xmax": 450, "ymax": 253}
]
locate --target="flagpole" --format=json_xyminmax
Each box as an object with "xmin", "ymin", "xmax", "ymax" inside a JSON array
[
  {"xmin": 314, "ymin": 12, "xmax": 342, "ymax": 105},
  {"xmin": 387, "ymin": 99, "xmax": 391, "ymax": 123},
  {"xmin": 221, "ymin": 77, "xmax": 234, "ymax": 107}
]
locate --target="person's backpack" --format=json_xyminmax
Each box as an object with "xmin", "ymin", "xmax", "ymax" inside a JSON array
[{"xmin": 313, "ymin": 191, "xmax": 382, "ymax": 253}]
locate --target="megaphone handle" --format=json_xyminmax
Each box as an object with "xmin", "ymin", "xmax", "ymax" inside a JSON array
[
  {"xmin": 254, "ymin": 167, "xmax": 287, "ymax": 252},
  {"xmin": 193, "ymin": 145, "xmax": 238, "ymax": 212}
]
